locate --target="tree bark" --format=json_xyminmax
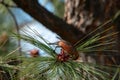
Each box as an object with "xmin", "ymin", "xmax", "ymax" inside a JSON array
[
  {"xmin": 64, "ymin": 0, "xmax": 120, "ymax": 65},
  {"xmin": 12, "ymin": 0, "xmax": 85, "ymax": 44},
  {"xmin": 64, "ymin": 0, "xmax": 120, "ymax": 33}
]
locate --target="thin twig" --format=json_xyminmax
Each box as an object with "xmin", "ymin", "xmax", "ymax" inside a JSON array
[{"xmin": 4, "ymin": 5, "xmax": 22, "ymax": 55}]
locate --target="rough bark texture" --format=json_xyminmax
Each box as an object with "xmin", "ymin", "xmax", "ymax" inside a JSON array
[
  {"xmin": 64, "ymin": 0, "xmax": 119, "ymax": 33},
  {"xmin": 64, "ymin": 0, "xmax": 120, "ymax": 65},
  {"xmin": 12, "ymin": 0, "xmax": 85, "ymax": 44}
]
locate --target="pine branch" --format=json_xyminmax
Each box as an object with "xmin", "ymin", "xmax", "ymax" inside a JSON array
[{"xmin": 12, "ymin": 0, "xmax": 85, "ymax": 44}]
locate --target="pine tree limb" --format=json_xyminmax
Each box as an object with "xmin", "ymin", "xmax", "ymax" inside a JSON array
[{"xmin": 12, "ymin": 0, "xmax": 85, "ymax": 44}]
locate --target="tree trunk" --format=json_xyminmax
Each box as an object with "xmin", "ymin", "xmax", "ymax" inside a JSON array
[{"xmin": 64, "ymin": 0, "xmax": 120, "ymax": 65}]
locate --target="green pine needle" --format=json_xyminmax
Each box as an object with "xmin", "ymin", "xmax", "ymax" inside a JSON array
[{"xmin": 11, "ymin": 20, "xmax": 119, "ymax": 80}]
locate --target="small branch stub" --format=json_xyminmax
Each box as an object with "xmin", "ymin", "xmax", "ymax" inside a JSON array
[
  {"xmin": 56, "ymin": 40, "xmax": 79, "ymax": 62},
  {"xmin": 30, "ymin": 49, "xmax": 39, "ymax": 57}
]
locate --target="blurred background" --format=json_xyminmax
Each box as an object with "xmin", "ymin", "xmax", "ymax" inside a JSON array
[{"xmin": 0, "ymin": 0, "xmax": 64, "ymax": 56}]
